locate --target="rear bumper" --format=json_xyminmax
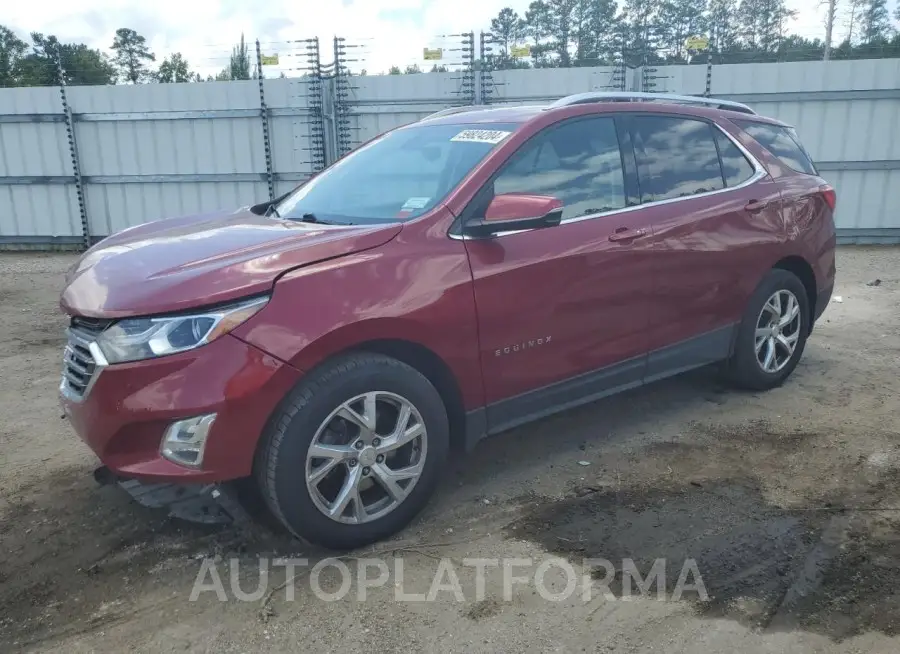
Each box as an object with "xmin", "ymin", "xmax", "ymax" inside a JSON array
[{"xmin": 60, "ymin": 334, "xmax": 302, "ymax": 483}]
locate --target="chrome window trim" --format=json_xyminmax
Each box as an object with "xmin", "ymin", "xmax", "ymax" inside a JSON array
[
  {"xmin": 450, "ymin": 122, "xmax": 766, "ymax": 241},
  {"xmin": 59, "ymin": 328, "xmax": 109, "ymax": 403}
]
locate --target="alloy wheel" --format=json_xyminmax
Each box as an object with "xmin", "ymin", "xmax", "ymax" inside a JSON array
[
  {"xmin": 754, "ymin": 289, "xmax": 802, "ymax": 374},
  {"xmin": 305, "ymin": 391, "xmax": 428, "ymax": 524}
]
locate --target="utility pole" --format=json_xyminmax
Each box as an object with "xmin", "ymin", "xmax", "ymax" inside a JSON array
[{"xmin": 824, "ymin": 0, "xmax": 836, "ymax": 60}]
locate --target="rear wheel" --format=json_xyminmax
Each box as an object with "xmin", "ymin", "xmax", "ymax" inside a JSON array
[
  {"xmin": 725, "ymin": 269, "xmax": 810, "ymax": 390},
  {"xmin": 256, "ymin": 353, "xmax": 449, "ymax": 549}
]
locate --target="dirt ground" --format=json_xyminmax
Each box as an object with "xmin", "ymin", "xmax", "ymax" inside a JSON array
[{"xmin": 1, "ymin": 247, "xmax": 899, "ymax": 653}]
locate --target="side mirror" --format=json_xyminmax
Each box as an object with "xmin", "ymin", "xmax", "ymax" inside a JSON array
[{"xmin": 464, "ymin": 193, "xmax": 564, "ymax": 238}]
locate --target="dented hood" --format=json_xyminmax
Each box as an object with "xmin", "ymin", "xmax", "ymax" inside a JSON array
[{"xmin": 60, "ymin": 208, "xmax": 402, "ymax": 318}]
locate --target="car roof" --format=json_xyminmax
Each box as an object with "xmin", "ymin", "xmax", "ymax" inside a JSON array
[
  {"xmin": 419, "ymin": 98, "xmax": 788, "ymax": 129},
  {"xmin": 419, "ymin": 104, "xmax": 547, "ymax": 126}
]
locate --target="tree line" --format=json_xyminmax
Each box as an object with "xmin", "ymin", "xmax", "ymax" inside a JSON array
[
  {"xmin": 0, "ymin": 26, "xmax": 264, "ymax": 87},
  {"xmin": 1, "ymin": 0, "xmax": 899, "ymax": 88},
  {"xmin": 482, "ymin": 0, "xmax": 900, "ymax": 69}
]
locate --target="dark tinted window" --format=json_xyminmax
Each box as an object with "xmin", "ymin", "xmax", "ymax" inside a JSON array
[
  {"xmin": 492, "ymin": 117, "xmax": 626, "ymax": 220},
  {"xmin": 631, "ymin": 116, "xmax": 724, "ymax": 202},
  {"xmin": 714, "ymin": 131, "xmax": 756, "ymax": 187},
  {"xmin": 734, "ymin": 120, "xmax": 817, "ymax": 175}
]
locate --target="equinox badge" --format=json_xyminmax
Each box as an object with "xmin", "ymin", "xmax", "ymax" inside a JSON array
[{"xmin": 495, "ymin": 336, "xmax": 552, "ymax": 357}]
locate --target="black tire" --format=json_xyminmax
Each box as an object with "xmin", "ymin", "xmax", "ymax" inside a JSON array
[
  {"xmin": 256, "ymin": 352, "xmax": 449, "ymax": 550},
  {"xmin": 724, "ymin": 268, "xmax": 810, "ymax": 391}
]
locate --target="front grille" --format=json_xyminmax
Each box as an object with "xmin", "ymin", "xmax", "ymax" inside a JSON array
[
  {"xmin": 71, "ymin": 316, "xmax": 113, "ymax": 334},
  {"xmin": 60, "ymin": 326, "xmax": 103, "ymax": 400}
]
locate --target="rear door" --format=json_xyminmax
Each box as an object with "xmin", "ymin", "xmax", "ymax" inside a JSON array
[
  {"xmin": 731, "ymin": 119, "xmax": 837, "ymax": 306},
  {"xmin": 624, "ymin": 114, "xmax": 785, "ymax": 378},
  {"xmin": 460, "ymin": 115, "xmax": 654, "ymax": 431}
]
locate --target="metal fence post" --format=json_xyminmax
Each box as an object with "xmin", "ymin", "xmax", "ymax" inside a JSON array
[
  {"xmin": 255, "ymin": 39, "xmax": 275, "ymax": 201},
  {"xmin": 333, "ymin": 37, "xmax": 353, "ymax": 157},
  {"xmin": 705, "ymin": 49, "xmax": 713, "ymax": 97},
  {"xmin": 479, "ymin": 32, "xmax": 494, "ymax": 105},
  {"xmin": 56, "ymin": 52, "xmax": 90, "ymax": 250},
  {"xmin": 304, "ymin": 37, "xmax": 327, "ymax": 173},
  {"xmin": 462, "ymin": 32, "xmax": 476, "ymax": 106}
]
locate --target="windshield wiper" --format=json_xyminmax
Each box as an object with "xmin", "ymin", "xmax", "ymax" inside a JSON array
[{"xmin": 297, "ymin": 213, "xmax": 351, "ymax": 226}]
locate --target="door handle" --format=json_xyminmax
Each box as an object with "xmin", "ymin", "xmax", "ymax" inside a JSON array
[
  {"xmin": 744, "ymin": 199, "xmax": 770, "ymax": 213},
  {"xmin": 608, "ymin": 227, "xmax": 648, "ymax": 243}
]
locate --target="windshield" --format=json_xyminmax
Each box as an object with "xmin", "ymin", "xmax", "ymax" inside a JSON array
[{"xmin": 274, "ymin": 122, "xmax": 519, "ymax": 224}]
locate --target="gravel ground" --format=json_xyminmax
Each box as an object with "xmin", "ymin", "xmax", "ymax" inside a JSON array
[{"xmin": 1, "ymin": 247, "xmax": 899, "ymax": 653}]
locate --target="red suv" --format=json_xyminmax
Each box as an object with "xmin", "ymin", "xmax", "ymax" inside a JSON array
[{"xmin": 60, "ymin": 92, "xmax": 836, "ymax": 548}]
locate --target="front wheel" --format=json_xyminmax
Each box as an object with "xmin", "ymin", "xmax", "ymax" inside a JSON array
[
  {"xmin": 256, "ymin": 353, "xmax": 449, "ymax": 549},
  {"xmin": 724, "ymin": 269, "xmax": 810, "ymax": 391}
]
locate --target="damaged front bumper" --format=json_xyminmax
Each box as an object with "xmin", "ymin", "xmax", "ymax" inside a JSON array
[{"xmin": 93, "ymin": 466, "xmax": 252, "ymax": 526}]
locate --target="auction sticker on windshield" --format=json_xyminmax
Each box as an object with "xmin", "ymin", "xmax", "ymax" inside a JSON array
[
  {"xmin": 450, "ymin": 129, "xmax": 511, "ymax": 145},
  {"xmin": 401, "ymin": 197, "xmax": 431, "ymax": 211}
]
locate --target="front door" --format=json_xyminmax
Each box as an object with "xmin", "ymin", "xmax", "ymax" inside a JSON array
[{"xmin": 460, "ymin": 115, "xmax": 654, "ymax": 432}]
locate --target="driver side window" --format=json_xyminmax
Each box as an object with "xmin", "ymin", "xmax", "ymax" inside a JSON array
[{"xmin": 493, "ymin": 117, "xmax": 627, "ymax": 221}]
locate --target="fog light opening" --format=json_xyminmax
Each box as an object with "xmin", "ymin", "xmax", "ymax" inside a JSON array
[{"xmin": 160, "ymin": 414, "xmax": 217, "ymax": 468}]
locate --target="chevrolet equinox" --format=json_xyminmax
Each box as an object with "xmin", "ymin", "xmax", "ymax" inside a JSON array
[{"xmin": 59, "ymin": 92, "xmax": 836, "ymax": 549}]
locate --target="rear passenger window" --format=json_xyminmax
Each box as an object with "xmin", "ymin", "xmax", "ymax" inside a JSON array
[
  {"xmin": 714, "ymin": 131, "xmax": 756, "ymax": 187},
  {"xmin": 492, "ymin": 117, "xmax": 626, "ymax": 220},
  {"xmin": 630, "ymin": 116, "xmax": 725, "ymax": 203},
  {"xmin": 733, "ymin": 120, "xmax": 817, "ymax": 175}
]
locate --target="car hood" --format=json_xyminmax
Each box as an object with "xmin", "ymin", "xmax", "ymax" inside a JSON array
[{"xmin": 61, "ymin": 208, "xmax": 402, "ymax": 318}]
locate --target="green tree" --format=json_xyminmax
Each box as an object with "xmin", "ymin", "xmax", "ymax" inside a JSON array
[
  {"xmin": 844, "ymin": 0, "xmax": 867, "ymax": 43},
  {"xmin": 658, "ymin": 0, "xmax": 708, "ymax": 59},
  {"xmin": 229, "ymin": 34, "xmax": 251, "ymax": 80},
  {"xmin": 545, "ymin": 0, "xmax": 579, "ymax": 66},
  {"xmin": 212, "ymin": 36, "xmax": 251, "ymax": 81},
  {"xmin": 388, "ymin": 65, "xmax": 402, "ymax": 74},
  {"xmin": 0, "ymin": 26, "xmax": 27, "ymax": 87},
  {"xmin": 737, "ymin": 0, "xmax": 795, "ymax": 51},
  {"xmin": 404, "ymin": 63, "xmax": 422, "ymax": 73},
  {"xmin": 111, "ymin": 28, "xmax": 155, "ymax": 83},
  {"xmin": 707, "ymin": 0, "xmax": 740, "ymax": 51},
  {"xmin": 429, "ymin": 64, "xmax": 448, "ymax": 72},
  {"xmin": 623, "ymin": 0, "xmax": 662, "ymax": 62},
  {"xmin": 154, "ymin": 53, "xmax": 193, "ymax": 82},
  {"xmin": 491, "ymin": 7, "xmax": 528, "ymax": 55},
  {"xmin": 17, "ymin": 33, "xmax": 115, "ymax": 86},
  {"xmin": 859, "ymin": 0, "xmax": 894, "ymax": 42},
  {"xmin": 525, "ymin": 0, "xmax": 555, "ymax": 65},
  {"xmin": 564, "ymin": 0, "xmax": 622, "ymax": 66}
]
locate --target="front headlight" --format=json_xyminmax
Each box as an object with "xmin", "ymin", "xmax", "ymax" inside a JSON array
[{"xmin": 96, "ymin": 295, "xmax": 268, "ymax": 364}]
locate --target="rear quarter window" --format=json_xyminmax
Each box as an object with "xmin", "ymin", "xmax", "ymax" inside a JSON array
[{"xmin": 733, "ymin": 119, "xmax": 817, "ymax": 175}]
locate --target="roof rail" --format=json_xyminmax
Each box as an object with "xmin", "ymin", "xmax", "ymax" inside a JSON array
[
  {"xmin": 548, "ymin": 92, "xmax": 756, "ymax": 115},
  {"xmin": 420, "ymin": 105, "xmax": 481, "ymax": 121}
]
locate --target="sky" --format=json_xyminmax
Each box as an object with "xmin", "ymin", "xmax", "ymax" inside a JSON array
[{"xmin": 3, "ymin": 0, "xmax": 896, "ymax": 78}]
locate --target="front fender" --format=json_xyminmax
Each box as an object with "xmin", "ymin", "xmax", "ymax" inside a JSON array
[{"xmin": 232, "ymin": 235, "xmax": 484, "ymax": 411}]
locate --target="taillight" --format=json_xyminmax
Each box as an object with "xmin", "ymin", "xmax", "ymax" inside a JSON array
[{"xmin": 819, "ymin": 184, "xmax": 836, "ymax": 210}]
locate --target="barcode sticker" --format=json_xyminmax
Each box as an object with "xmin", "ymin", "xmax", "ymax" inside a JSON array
[
  {"xmin": 401, "ymin": 197, "xmax": 430, "ymax": 210},
  {"xmin": 450, "ymin": 129, "xmax": 512, "ymax": 145}
]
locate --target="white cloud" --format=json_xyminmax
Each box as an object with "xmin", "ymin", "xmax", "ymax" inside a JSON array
[
  {"xmin": 5, "ymin": 0, "xmax": 532, "ymax": 76},
  {"xmin": 4, "ymin": 0, "xmax": 856, "ymax": 79}
]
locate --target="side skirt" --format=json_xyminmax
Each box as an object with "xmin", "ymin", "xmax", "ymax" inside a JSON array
[{"xmin": 464, "ymin": 323, "xmax": 737, "ymax": 451}]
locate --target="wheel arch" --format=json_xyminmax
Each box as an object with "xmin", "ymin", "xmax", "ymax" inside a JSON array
[
  {"xmin": 348, "ymin": 339, "xmax": 468, "ymax": 452},
  {"xmin": 772, "ymin": 255, "xmax": 817, "ymax": 333},
  {"xmin": 263, "ymin": 331, "xmax": 471, "ymax": 456}
]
